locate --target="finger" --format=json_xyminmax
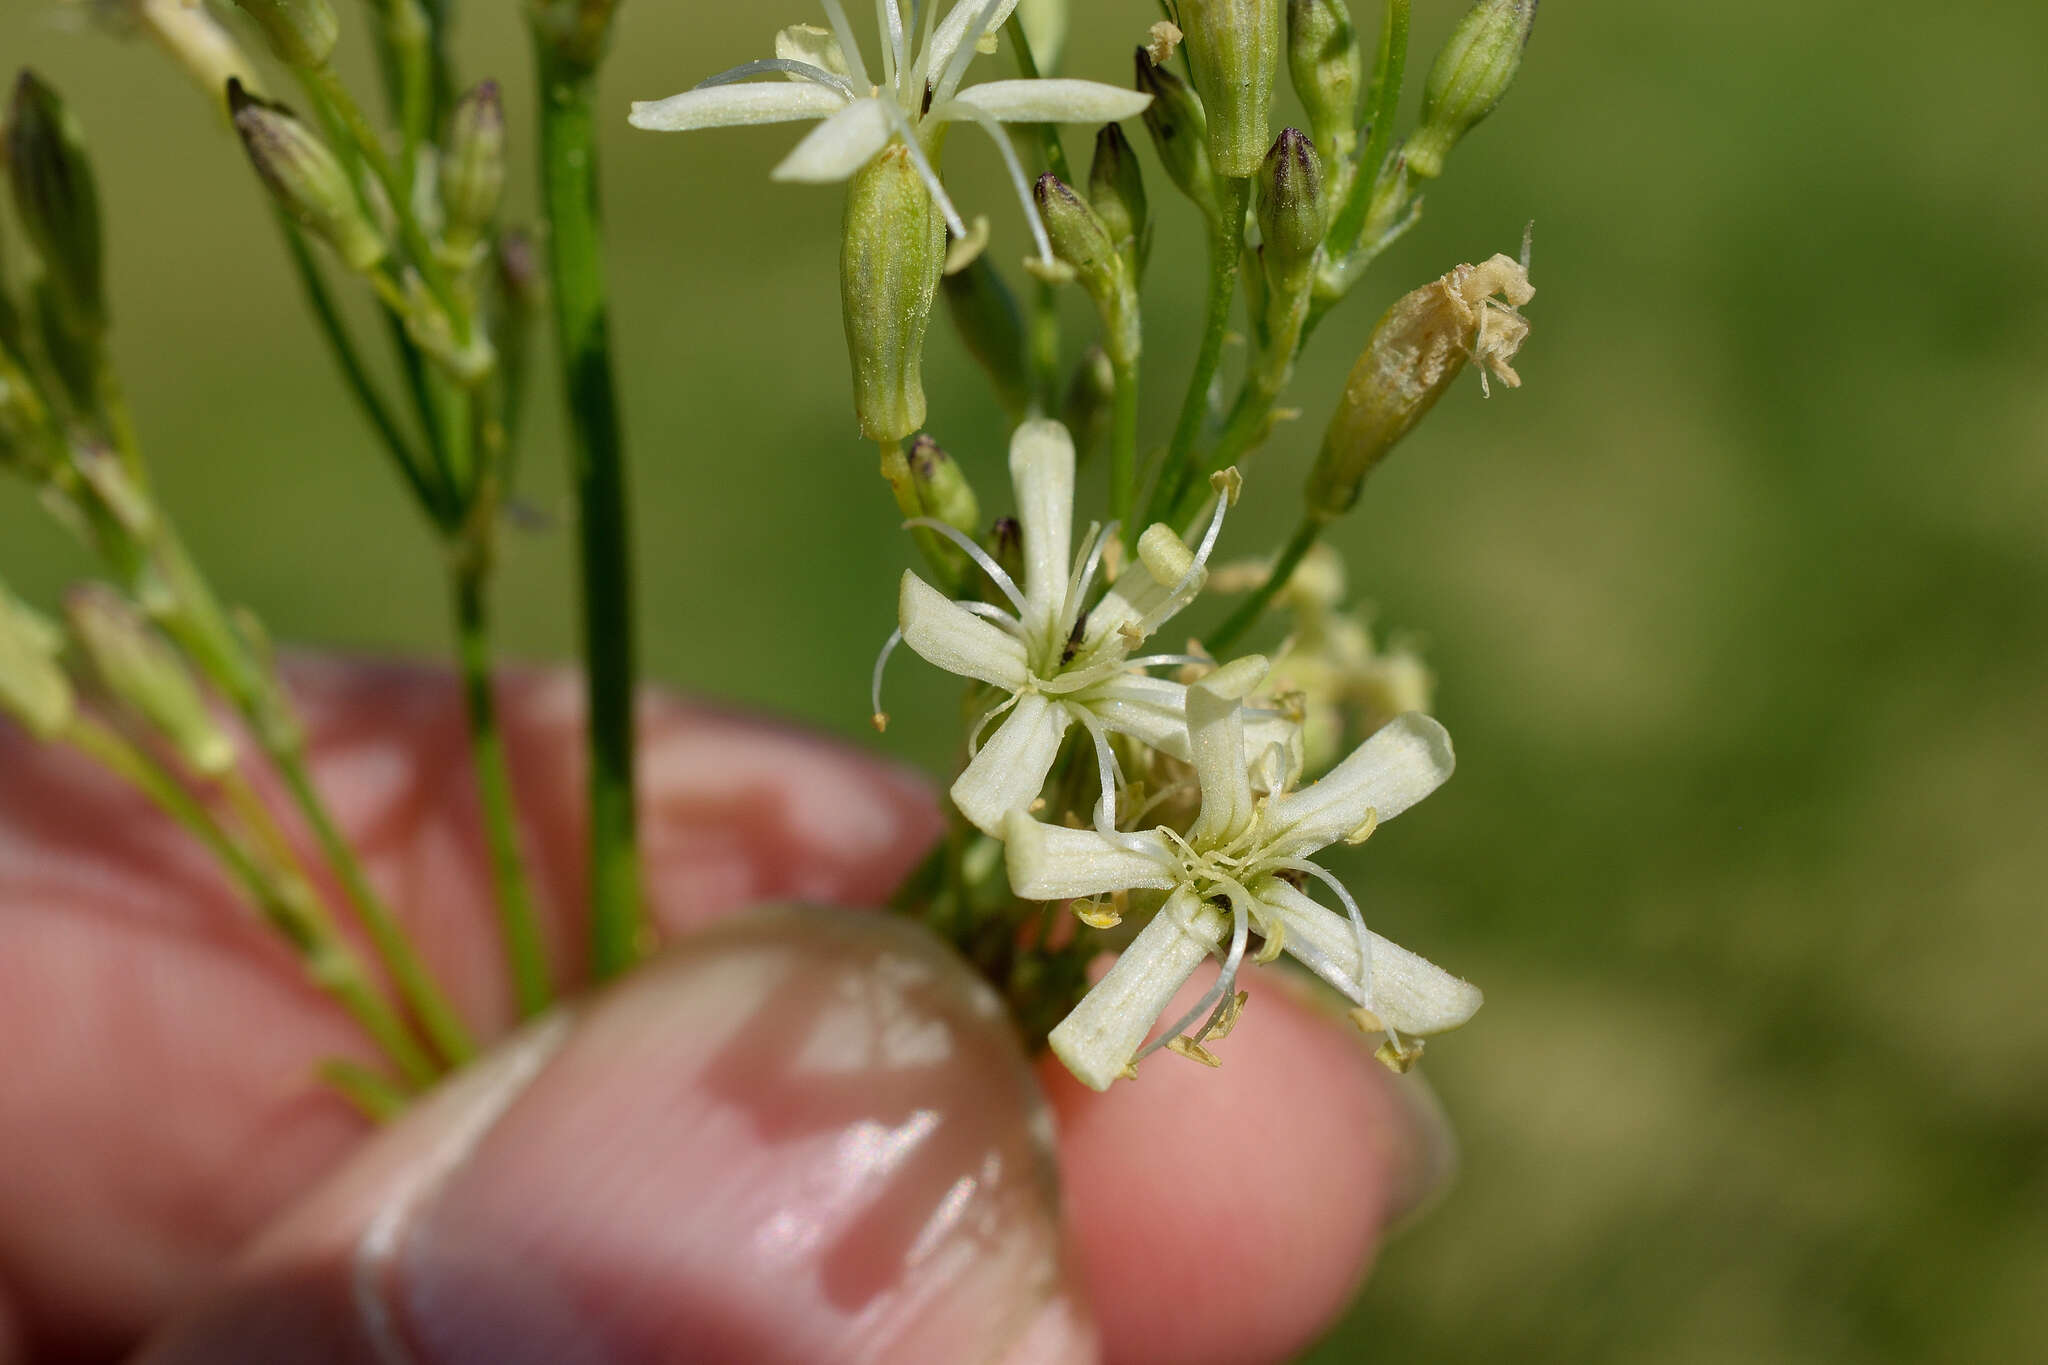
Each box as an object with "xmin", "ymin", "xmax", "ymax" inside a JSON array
[
  {"xmin": 0, "ymin": 661, "xmax": 942, "ymax": 1359},
  {"xmin": 138, "ymin": 909, "xmax": 1097, "ymax": 1365},
  {"xmin": 1044, "ymin": 963, "xmax": 1456, "ymax": 1365}
]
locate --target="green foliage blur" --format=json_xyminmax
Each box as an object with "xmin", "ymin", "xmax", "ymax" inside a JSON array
[{"xmin": 4, "ymin": 3, "xmax": 2044, "ymax": 1361}]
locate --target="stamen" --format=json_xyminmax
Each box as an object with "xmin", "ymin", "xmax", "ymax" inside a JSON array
[
  {"xmin": 1121, "ymin": 653, "xmax": 1213, "ymax": 670},
  {"xmin": 876, "ymin": 103, "xmax": 968, "ymax": 237},
  {"xmin": 934, "ymin": 0, "xmax": 1007, "ymax": 107},
  {"xmin": 1280, "ymin": 858, "xmax": 1377, "ymax": 1011},
  {"xmin": 1057, "ymin": 520, "xmax": 1118, "ymax": 650},
  {"xmin": 870, "ymin": 627, "xmax": 904, "ymax": 730},
  {"xmin": 907, "ymin": 0, "xmax": 942, "ymax": 99},
  {"xmin": 1135, "ymin": 493, "xmax": 1231, "ymax": 636},
  {"xmin": 1138, "ymin": 895, "xmax": 1251, "ymax": 1061},
  {"xmin": 957, "ymin": 599, "xmax": 1025, "ymax": 634},
  {"xmin": 876, "ymin": 0, "xmax": 902, "ymax": 91},
  {"xmin": 817, "ymin": 0, "xmax": 874, "ymax": 90},
  {"xmin": 961, "ymin": 110, "xmax": 1057, "ymax": 266},
  {"xmin": 1072, "ymin": 707, "xmax": 1128, "ymax": 835},
  {"xmin": 901, "ymin": 516, "xmax": 1027, "ymax": 612},
  {"xmin": 965, "ymin": 689, "xmax": 1024, "ymax": 756},
  {"xmin": 695, "ymin": 59, "xmax": 859, "ymax": 101}
]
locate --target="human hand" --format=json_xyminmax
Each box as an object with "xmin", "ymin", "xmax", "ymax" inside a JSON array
[{"xmin": 0, "ymin": 660, "xmax": 1452, "ymax": 1364}]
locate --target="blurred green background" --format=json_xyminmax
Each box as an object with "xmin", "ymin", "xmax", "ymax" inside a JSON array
[{"xmin": 4, "ymin": 2, "xmax": 2044, "ymax": 1361}]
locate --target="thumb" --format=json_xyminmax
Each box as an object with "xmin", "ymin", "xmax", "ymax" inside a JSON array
[{"xmin": 136, "ymin": 908, "xmax": 1096, "ymax": 1365}]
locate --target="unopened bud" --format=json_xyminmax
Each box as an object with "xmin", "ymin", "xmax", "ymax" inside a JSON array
[
  {"xmin": 907, "ymin": 435, "xmax": 980, "ymax": 535},
  {"xmin": 840, "ymin": 144, "xmax": 946, "ymax": 442},
  {"xmin": 1088, "ymin": 124, "xmax": 1150, "ymax": 275},
  {"xmin": 6, "ymin": 73, "xmax": 106, "ymax": 336},
  {"xmin": 0, "ymin": 583, "xmax": 70, "ymax": 740},
  {"xmin": 229, "ymin": 82, "xmax": 387, "ymax": 273},
  {"xmin": 1305, "ymin": 253, "xmax": 1533, "ymax": 519},
  {"xmin": 986, "ymin": 516, "xmax": 1024, "ymax": 591},
  {"xmin": 531, "ymin": 0, "xmax": 622, "ymax": 72},
  {"xmin": 941, "ymin": 254, "xmax": 1030, "ymax": 420},
  {"xmin": 1256, "ymin": 128, "xmax": 1324, "ymax": 277},
  {"xmin": 1286, "ymin": 0, "xmax": 1363, "ymax": 165},
  {"xmin": 1176, "ymin": 0, "xmax": 1282, "ymax": 179},
  {"xmin": 1035, "ymin": 174, "xmax": 1140, "ymax": 369},
  {"xmin": 1134, "ymin": 49, "xmax": 1216, "ymax": 215},
  {"xmin": 1409, "ymin": 0, "xmax": 1537, "ymax": 180},
  {"xmin": 441, "ymin": 82, "xmax": 506, "ymax": 254},
  {"xmin": 65, "ymin": 585, "xmax": 236, "ymax": 775},
  {"xmin": 231, "ymin": 0, "xmax": 339, "ymax": 71}
]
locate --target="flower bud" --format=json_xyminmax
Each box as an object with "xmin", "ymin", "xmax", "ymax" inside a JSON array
[
  {"xmin": 1176, "ymin": 0, "xmax": 1282, "ymax": 179},
  {"xmin": 1035, "ymin": 174, "xmax": 1140, "ymax": 369},
  {"xmin": 231, "ymin": 0, "xmax": 339, "ymax": 71},
  {"xmin": 840, "ymin": 145, "xmax": 946, "ymax": 442},
  {"xmin": 907, "ymin": 434, "xmax": 980, "ymax": 536},
  {"xmin": 1088, "ymin": 124, "xmax": 1150, "ymax": 276},
  {"xmin": 941, "ymin": 254, "xmax": 1031, "ymax": 420},
  {"xmin": 441, "ymin": 81, "xmax": 507, "ymax": 254},
  {"xmin": 6, "ymin": 73, "xmax": 106, "ymax": 337},
  {"xmin": 0, "ymin": 348, "xmax": 51, "ymax": 474},
  {"xmin": 1256, "ymin": 128, "xmax": 1324, "ymax": 278},
  {"xmin": 1408, "ymin": 0, "xmax": 1537, "ymax": 180},
  {"xmin": 228, "ymin": 81, "xmax": 387, "ymax": 274},
  {"xmin": 1133, "ymin": 49, "xmax": 1216, "ymax": 215},
  {"xmin": 531, "ymin": 0, "xmax": 622, "ymax": 72},
  {"xmin": 1286, "ymin": 0, "xmax": 1363, "ymax": 166},
  {"xmin": 986, "ymin": 516, "xmax": 1024, "ymax": 588},
  {"xmin": 0, "ymin": 583, "xmax": 71, "ymax": 741},
  {"xmin": 1305, "ymin": 253, "xmax": 1533, "ymax": 519},
  {"xmin": 64, "ymin": 585, "xmax": 237, "ymax": 776}
]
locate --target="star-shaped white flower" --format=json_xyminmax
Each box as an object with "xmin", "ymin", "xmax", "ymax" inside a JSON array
[
  {"xmin": 877, "ymin": 419, "xmax": 1296, "ymax": 836},
  {"xmin": 627, "ymin": 1, "xmax": 1150, "ymax": 262},
  {"xmin": 1004, "ymin": 657, "xmax": 1482, "ymax": 1090}
]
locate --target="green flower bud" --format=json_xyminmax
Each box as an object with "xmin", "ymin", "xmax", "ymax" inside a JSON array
[
  {"xmin": 0, "ymin": 347, "xmax": 51, "ymax": 473},
  {"xmin": 6, "ymin": 72, "xmax": 106, "ymax": 337},
  {"xmin": 228, "ymin": 81, "xmax": 387, "ymax": 274},
  {"xmin": 65, "ymin": 585, "xmax": 237, "ymax": 776},
  {"xmin": 1134, "ymin": 48, "xmax": 1216, "ymax": 216},
  {"xmin": 840, "ymin": 144, "xmax": 946, "ymax": 443},
  {"xmin": 0, "ymin": 582, "xmax": 71, "ymax": 741},
  {"xmin": 1286, "ymin": 0, "xmax": 1363, "ymax": 166},
  {"xmin": 1256, "ymin": 128, "xmax": 1325, "ymax": 279},
  {"xmin": 231, "ymin": 0, "xmax": 340, "ymax": 71},
  {"xmin": 1088, "ymin": 124, "xmax": 1150, "ymax": 276},
  {"xmin": 907, "ymin": 434, "xmax": 980, "ymax": 536},
  {"xmin": 1035, "ymin": 174, "xmax": 1140, "ymax": 369},
  {"xmin": 530, "ymin": 0, "xmax": 622, "ymax": 72},
  {"xmin": 941, "ymin": 254, "xmax": 1031, "ymax": 421},
  {"xmin": 1305, "ymin": 254, "xmax": 1532, "ymax": 520},
  {"xmin": 1176, "ymin": 0, "xmax": 1282, "ymax": 179},
  {"xmin": 1409, "ymin": 0, "xmax": 1537, "ymax": 180},
  {"xmin": 442, "ymin": 81, "xmax": 507, "ymax": 254}
]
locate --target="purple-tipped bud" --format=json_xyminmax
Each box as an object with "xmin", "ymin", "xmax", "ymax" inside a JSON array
[
  {"xmin": 1256, "ymin": 127, "xmax": 1325, "ymax": 274},
  {"xmin": 1134, "ymin": 48, "xmax": 1216, "ymax": 214},
  {"xmin": 1088, "ymin": 124, "xmax": 1150, "ymax": 275},
  {"xmin": 6, "ymin": 73, "xmax": 105, "ymax": 335},
  {"xmin": 231, "ymin": 0, "xmax": 339, "ymax": 71},
  {"xmin": 229, "ymin": 81, "xmax": 386, "ymax": 273},
  {"xmin": 443, "ymin": 81, "xmax": 507, "ymax": 251}
]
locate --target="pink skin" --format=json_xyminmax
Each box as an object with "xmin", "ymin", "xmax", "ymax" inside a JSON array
[{"xmin": 0, "ymin": 660, "xmax": 1437, "ymax": 1364}]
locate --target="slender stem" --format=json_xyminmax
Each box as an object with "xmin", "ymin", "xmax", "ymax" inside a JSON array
[
  {"xmin": 1206, "ymin": 514, "xmax": 1328, "ymax": 652},
  {"xmin": 1005, "ymin": 17, "xmax": 1066, "ymax": 413},
  {"xmin": 879, "ymin": 439, "xmax": 963, "ymax": 593},
  {"xmin": 62, "ymin": 716, "xmax": 435, "ymax": 1087},
  {"xmin": 1109, "ymin": 355, "xmax": 1140, "ymax": 527},
  {"xmin": 452, "ymin": 560, "xmax": 554, "ymax": 1017},
  {"xmin": 533, "ymin": 42, "xmax": 644, "ymax": 980},
  {"xmin": 1004, "ymin": 16, "xmax": 1071, "ymax": 182},
  {"xmin": 1328, "ymin": 0, "xmax": 1410, "ymax": 257},
  {"xmin": 1145, "ymin": 177, "xmax": 1249, "ymax": 526}
]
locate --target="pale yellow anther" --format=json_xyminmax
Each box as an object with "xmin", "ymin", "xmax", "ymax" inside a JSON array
[
  {"xmin": 1073, "ymin": 898, "xmax": 1123, "ymax": 930},
  {"xmin": 1206, "ymin": 990, "xmax": 1250, "ymax": 1040},
  {"xmin": 1343, "ymin": 806, "xmax": 1381, "ymax": 846},
  {"xmin": 943, "ymin": 216, "xmax": 992, "ymax": 275},
  {"xmin": 1210, "ymin": 466, "xmax": 1243, "ymax": 507},
  {"xmin": 1375, "ymin": 1036, "xmax": 1425, "ymax": 1074},
  {"xmin": 1166, "ymin": 1036, "xmax": 1222, "ymax": 1068},
  {"xmin": 871, "ymin": 712, "xmax": 890, "ymax": 733},
  {"xmin": 1252, "ymin": 917, "xmax": 1286, "ymax": 964}
]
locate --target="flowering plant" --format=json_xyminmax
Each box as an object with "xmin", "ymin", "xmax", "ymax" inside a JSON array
[{"xmin": 0, "ymin": 0, "xmax": 1536, "ymax": 1111}]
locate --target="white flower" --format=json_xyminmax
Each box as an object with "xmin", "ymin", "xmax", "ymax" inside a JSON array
[
  {"xmin": 1005, "ymin": 657, "xmax": 1482, "ymax": 1090},
  {"xmin": 876, "ymin": 419, "xmax": 1296, "ymax": 836},
  {"xmin": 627, "ymin": 1, "xmax": 1150, "ymax": 263}
]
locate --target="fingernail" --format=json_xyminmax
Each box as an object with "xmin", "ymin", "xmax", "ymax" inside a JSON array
[
  {"xmin": 1378, "ymin": 1070, "xmax": 1459, "ymax": 1231},
  {"xmin": 391, "ymin": 908, "xmax": 1069, "ymax": 1365}
]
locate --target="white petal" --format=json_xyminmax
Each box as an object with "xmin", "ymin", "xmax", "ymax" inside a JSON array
[
  {"xmin": 1080, "ymin": 673, "xmax": 1188, "ymax": 755},
  {"xmin": 951, "ymin": 693, "xmax": 1069, "ymax": 835},
  {"xmin": 1185, "ymin": 656, "xmax": 1267, "ymax": 846},
  {"xmin": 1003, "ymin": 811, "xmax": 1175, "ymax": 901},
  {"xmin": 629, "ymin": 83, "xmax": 847, "ymax": 132},
  {"xmin": 898, "ymin": 571, "xmax": 1029, "ymax": 692},
  {"xmin": 1082, "ymin": 523, "xmax": 1193, "ymax": 651},
  {"xmin": 770, "ymin": 96, "xmax": 893, "ymax": 182},
  {"xmin": 1244, "ymin": 710, "xmax": 1304, "ymax": 792},
  {"xmin": 1263, "ymin": 712, "xmax": 1456, "ymax": 859},
  {"xmin": 1008, "ymin": 419, "xmax": 1076, "ymax": 642},
  {"xmin": 1254, "ymin": 879, "xmax": 1482, "ymax": 1036},
  {"xmin": 937, "ymin": 79, "xmax": 1153, "ymax": 126},
  {"xmin": 1048, "ymin": 887, "xmax": 1227, "ymax": 1091},
  {"xmin": 926, "ymin": 0, "xmax": 1022, "ymax": 84},
  {"xmin": 776, "ymin": 23, "xmax": 852, "ymax": 79}
]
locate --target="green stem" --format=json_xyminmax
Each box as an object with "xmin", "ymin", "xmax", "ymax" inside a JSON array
[
  {"xmin": 452, "ymin": 560, "xmax": 554, "ymax": 1017},
  {"xmin": 1004, "ymin": 16, "xmax": 1071, "ymax": 182},
  {"xmin": 1109, "ymin": 354, "xmax": 1140, "ymax": 528},
  {"xmin": 63, "ymin": 716, "xmax": 435, "ymax": 1087},
  {"xmin": 1328, "ymin": 0, "xmax": 1410, "ymax": 258},
  {"xmin": 1206, "ymin": 514, "xmax": 1328, "ymax": 653},
  {"xmin": 1146, "ymin": 177, "xmax": 1249, "ymax": 526},
  {"xmin": 533, "ymin": 41, "xmax": 645, "ymax": 980}
]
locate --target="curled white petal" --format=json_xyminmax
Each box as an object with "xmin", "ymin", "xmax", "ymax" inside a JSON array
[
  {"xmin": 951, "ymin": 692, "xmax": 1070, "ymax": 835},
  {"xmin": 936, "ymin": 78, "xmax": 1153, "ymax": 125},
  {"xmin": 1003, "ymin": 812, "xmax": 1175, "ymax": 901},
  {"xmin": 1263, "ymin": 712, "xmax": 1456, "ymax": 859},
  {"xmin": 1185, "ymin": 657, "xmax": 1268, "ymax": 846},
  {"xmin": 897, "ymin": 571, "xmax": 1030, "ymax": 692},
  {"xmin": 629, "ymin": 82, "xmax": 847, "ymax": 132},
  {"xmin": 1079, "ymin": 673, "xmax": 1188, "ymax": 753},
  {"xmin": 770, "ymin": 96, "xmax": 893, "ymax": 182},
  {"xmin": 1008, "ymin": 419, "xmax": 1076, "ymax": 643},
  {"xmin": 1048, "ymin": 888, "xmax": 1226, "ymax": 1091},
  {"xmin": 927, "ymin": 0, "xmax": 1022, "ymax": 98},
  {"xmin": 1254, "ymin": 879, "xmax": 1482, "ymax": 1036}
]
